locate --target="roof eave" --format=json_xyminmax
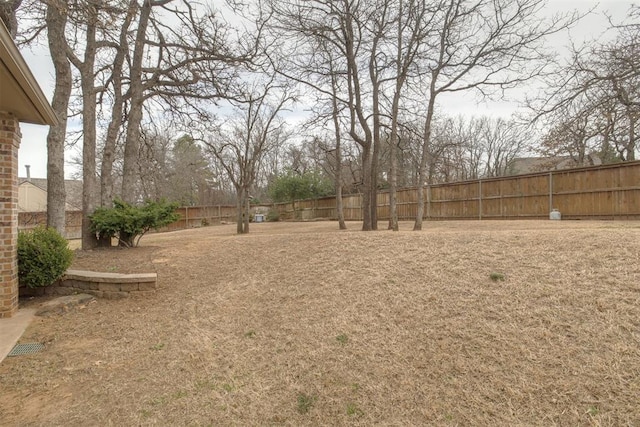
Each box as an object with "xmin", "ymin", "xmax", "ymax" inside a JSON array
[{"xmin": 0, "ymin": 20, "xmax": 58, "ymax": 126}]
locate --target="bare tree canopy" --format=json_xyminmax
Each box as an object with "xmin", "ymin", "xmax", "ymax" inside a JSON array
[
  {"xmin": 529, "ymin": 5, "xmax": 639, "ymax": 164},
  {"xmin": 204, "ymin": 77, "xmax": 294, "ymax": 234},
  {"xmin": 15, "ymin": 0, "xmax": 624, "ymax": 235}
]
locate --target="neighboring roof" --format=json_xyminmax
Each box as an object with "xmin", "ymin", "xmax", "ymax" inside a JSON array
[
  {"xmin": 507, "ymin": 155, "xmax": 603, "ymax": 176},
  {"xmin": 0, "ymin": 20, "xmax": 57, "ymax": 125},
  {"xmin": 18, "ymin": 178, "xmax": 83, "ymax": 210}
]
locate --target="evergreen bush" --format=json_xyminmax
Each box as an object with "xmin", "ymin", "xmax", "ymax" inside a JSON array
[
  {"xmin": 266, "ymin": 210, "xmax": 280, "ymax": 222},
  {"xmin": 90, "ymin": 199, "xmax": 180, "ymax": 247},
  {"xmin": 18, "ymin": 226, "xmax": 74, "ymax": 288}
]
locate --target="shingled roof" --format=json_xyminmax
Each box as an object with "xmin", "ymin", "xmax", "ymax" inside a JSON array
[{"xmin": 506, "ymin": 155, "xmax": 603, "ymax": 176}]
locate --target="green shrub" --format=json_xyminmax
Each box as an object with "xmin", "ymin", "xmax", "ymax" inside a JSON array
[
  {"xmin": 266, "ymin": 210, "xmax": 280, "ymax": 222},
  {"xmin": 269, "ymin": 169, "xmax": 334, "ymax": 204},
  {"xmin": 90, "ymin": 199, "xmax": 180, "ymax": 247},
  {"xmin": 18, "ymin": 226, "xmax": 74, "ymax": 288}
]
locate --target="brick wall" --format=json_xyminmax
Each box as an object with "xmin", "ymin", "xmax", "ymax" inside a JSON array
[{"xmin": 0, "ymin": 113, "xmax": 20, "ymax": 318}]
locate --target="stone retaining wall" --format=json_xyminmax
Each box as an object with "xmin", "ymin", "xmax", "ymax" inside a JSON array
[{"xmin": 22, "ymin": 269, "xmax": 157, "ymax": 299}]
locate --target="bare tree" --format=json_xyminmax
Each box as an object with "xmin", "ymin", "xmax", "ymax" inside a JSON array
[
  {"xmin": 538, "ymin": 111, "xmax": 602, "ymax": 167},
  {"xmin": 529, "ymin": 6, "xmax": 639, "ymax": 163},
  {"xmin": 65, "ymin": 0, "xmax": 114, "ymax": 249},
  {"xmin": 265, "ymin": 0, "xmax": 387, "ymax": 230},
  {"xmin": 386, "ymin": 0, "xmax": 433, "ymax": 231},
  {"xmin": 16, "ymin": 0, "xmax": 259, "ymax": 245},
  {"xmin": 9, "ymin": 0, "xmax": 69, "ymax": 235},
  {"xmin": 412, "ymin": 0, "xmax": 579, "ymax": 230},
  {"xmin": 99, "ymin": 0, "xmax": 136, "ymax": 208},
  {"xmin": 120, "ymin": 0, "xmax": 256, "ymax": 203},
  {"xmin": 205, "ymin": 79, "xmax": 293, "ymax": 234},
  {"xmin": 329, "ymin": 68, "xmax": 347, "ymax": 230},
  {"xmin": 478, "ymin": 117, "xmax": 527, "ymax": 177},
  {"xmin": 119, "ymin": 0, "xmax": 155, "ymax": 203}
]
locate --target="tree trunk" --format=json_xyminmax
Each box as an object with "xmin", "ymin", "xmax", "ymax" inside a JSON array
[
  {"xmin": 388, "ymin": 79, "xmax": 404, "ymax": 232},
  {"xmin": 45, "ymin": 3, "xmax": 69, "ymax": 235},
  {"xmin": 101, "ymin": 0, "xmax": 135, "ymax": 207},
  {"xmin": 236, "ymin": 186, "xmax": 250, "ymax": 234},
  {"xmin": 335, "ymin": 182, "xmax": 346, "ymax": 229},
  {"xmin": 414, "ymin": 90, "xmax": 438, "ymax": 231},
  {"xmin": 628, "ymin": 112, "xmax": 636, "ymax": 161},
  {"xmin": 236, "ymin": 192, "xmax": 244, "ymax": 234},
  {"xmin": 121, "ymin": 0, "xmax": 152, "ymax": 203},
  {"xmin": 332, "ymin": 115, "xmax": 346, "ymax": 230},
  {"xmin": 388, "ymin": 119, "xmax": 399, "ymax": 231},
  {"xmin": 388, "ymin": 1, "xmax": 406, "ymax": 232},
  {"xmin": 243, "ymin": 190, "xmax": 250, "ymax": 233},
  {"xmin": 79, "ymin": 8, "xmax": 98, "ymax": 250},
  {"xmin": 341, "ymin": 1, "xmax": 373, "ymax": 231},
  {"xmin": 367, "ymin": 26, "xmax": 384, "ymax": 232},
  {"xmin": 0, "ymin": 0, "xmax": 21, "ymax": 38},
  {"xmin": 370, "ymin": 82, "xmax": 381, "ymax": 230},
  {"xmin": 330, "ymin": 71, "xmax": 346, "ymax": 230},
  {"xmin": 361, "ymin": 144, "xmax": 373, "ymax": 231}
]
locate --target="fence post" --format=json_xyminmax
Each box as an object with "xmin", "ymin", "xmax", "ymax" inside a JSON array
[
  {"xmin": 500, "ymin": 179, "xmax": 504, "ymax": 218},
  {"xmin": 548, "ymin": 172, "xmax": 553, "ymax": 213},
  {"xmin": 218, "ymin": 205, "xmax": 221, "ymax": 223},
  {"xmin": 185, "ymin": 207, "xmax": 189, "ymax": 229},
  {"xmin": 479, "ymin": 179, "xmax": 482, "ymax": 220},
  {"xmin": 426, "ymin": 185, "xmax": 431, "ymax": 219}
]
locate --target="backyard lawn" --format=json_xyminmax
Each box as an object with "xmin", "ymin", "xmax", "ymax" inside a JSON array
[{"xmin": 1, "ymin": 220, "xmax": 639, "ymax": 425}]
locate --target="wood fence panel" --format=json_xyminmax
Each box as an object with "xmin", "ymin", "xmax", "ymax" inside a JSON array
[
  {"xmin": 164, "ymin": 205, "xmax": 238, "ymax": 231},
  {"xmin": 619, "ymin": 163, "xmax": 640, "ymax": 187},
  {"xmin": 18, "ymin": 210, "xmax": 83, "ymax": 239},
  {"xmin": 394, "ymin": 188, "xmax": 416, "ymax": 219},
  {"xmin": 482, "ymin": 179, "xmax": 502, "ymax": 198},
  {"xmin": 191, "ymin": 161, "xmax": 640, "ymax": 224},
  {"xmin": 376, "ymin": 192, "xmax": 389, "ymax": 220},
  {"xmin": 296, "ymin": 199, "xmax": 314, "ymax": 210},
  {"xmin": 620, "ymin": 188, "xmax": 640, "ymax": 215},
  {"xmin": 520, "ymin": 195, "xmax": 550, "ymax": 218},
  {"xmin": 341, "ymin": 194, "xmax": 362, "ymax": 220},
  {"xmin": 554, "ymin": 169, "xmax": 593, "ymax": 195},
  {"xmin": 316, "ymin": 197, "xmax": 337, "ymax": 219},
  {"xmin": 19, "ymin": 161, "xmax": 638, "ymax": 243},
  {"xmin": 481, "ymin": 197, "xmax": 503, "ymax": 218}
]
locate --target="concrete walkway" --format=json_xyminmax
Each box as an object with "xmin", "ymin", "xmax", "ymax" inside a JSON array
[{"xmin": 0, "ymin": 308, "xmax": 36, "ymax": 363}]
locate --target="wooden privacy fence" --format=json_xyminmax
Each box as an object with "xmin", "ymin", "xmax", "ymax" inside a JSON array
[
  {"xmin": 18, "ymin": 211, "xmax": 83, "ymax": 239},
  {"xmin": 164, "ymin": 205, "xmax": 237, "ymax": 231},
  {"xmin": 274, "ymin": 160, "xmax": 640, "ymax": 221},
  {"xmin": 18, "ymin": 205, "xmax": 239, "ymax": 238},
  {"xmin": 18, "ymin": 160, "xmax": 640, "ymax": 239}
]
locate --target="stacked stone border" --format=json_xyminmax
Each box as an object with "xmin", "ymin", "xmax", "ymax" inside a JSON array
[{"xmin": 23, "ymin": 269, "xmax": 157, "ymax": 300}]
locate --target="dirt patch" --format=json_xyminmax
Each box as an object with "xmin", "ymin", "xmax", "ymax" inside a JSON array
[
  {"xmin": 71, "ymin": 245, "xmax": 159, "ymax": 274},
  {"xmin": 2, "ymin": 220, "xmax": 639, "ymax": 425}
]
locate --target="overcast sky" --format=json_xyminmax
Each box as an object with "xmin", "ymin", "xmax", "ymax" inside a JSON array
[{"xmin": 16, "ymin": 0, "xmax": 635, "ymax": 179}]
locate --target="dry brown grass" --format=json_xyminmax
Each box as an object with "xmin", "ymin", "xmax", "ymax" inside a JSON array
[{"xmin": 1, "ymin": 220, "xmax": 639, "ymax": 426}]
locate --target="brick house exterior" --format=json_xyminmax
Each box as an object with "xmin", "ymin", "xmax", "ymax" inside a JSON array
[{"xmin": 0, "ymin": 21, "xmax": 57, "ymax": 318}]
